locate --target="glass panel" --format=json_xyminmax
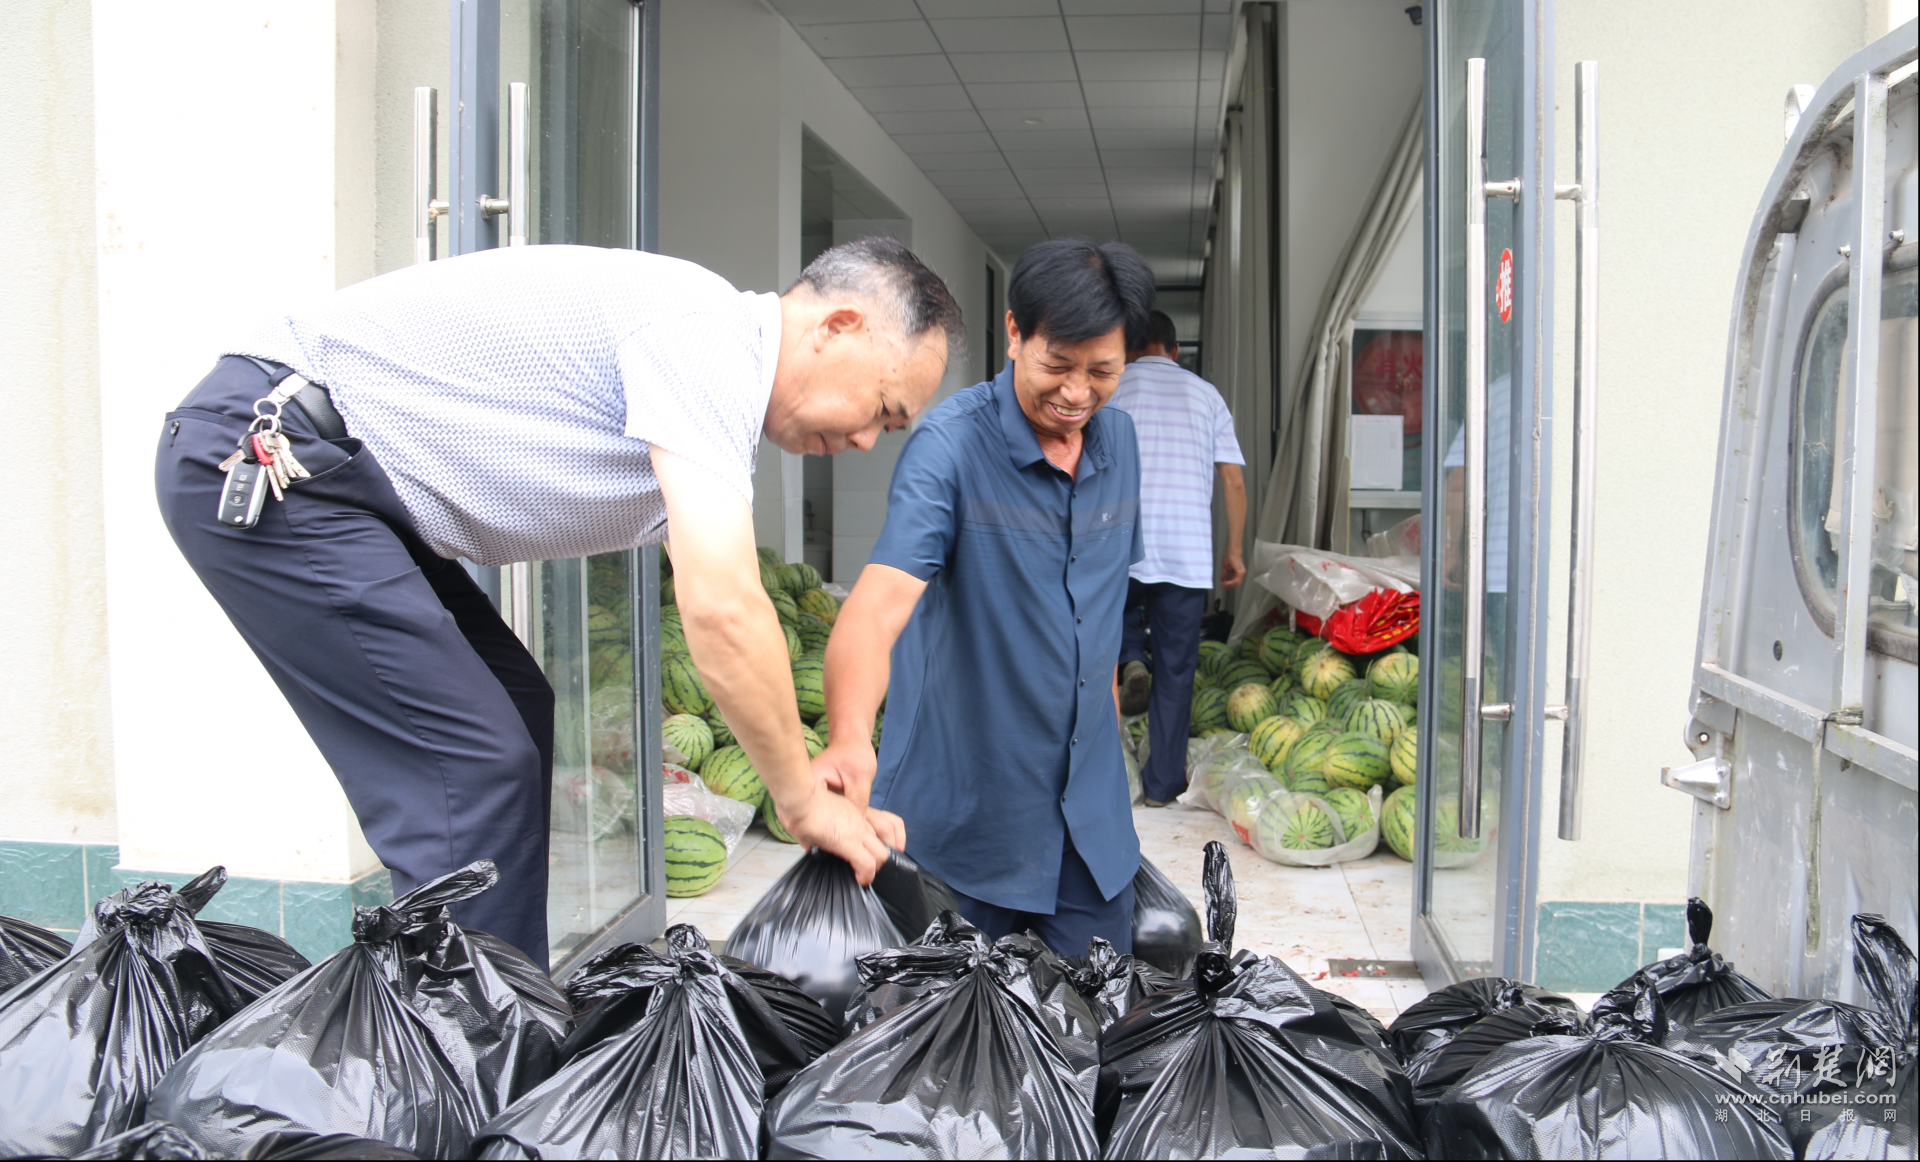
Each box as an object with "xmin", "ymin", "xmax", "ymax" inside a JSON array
[
  {"xmin": 1424, "ymin": 0, "xmax": 1521, "ymax": 980},
  {"xmin": 371, "ymin": 6, "xmax": 450, "ymax": 277},
  {"xmin": 1791, "ymin": 264, "xmax": 1920, "ymax": 645}
]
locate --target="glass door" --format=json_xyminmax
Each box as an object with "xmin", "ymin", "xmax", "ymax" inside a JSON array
[
  {"xmin": 431, "ymin": 0, "xmax": 665, "ymax": 971},
  {"xmin": 1414, "ymin": 0, "xmax": 1555, "ymax": 982}
]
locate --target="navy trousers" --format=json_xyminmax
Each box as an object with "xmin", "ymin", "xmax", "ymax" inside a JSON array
[
  {"xmin": 1119, "ymin": 579, "xmax": 1208, "ymax": 803},
  {"xmin": 156, "ymin": 357, "xmax": 554, "ymax": 967},
  {"xmin": 947, "ymin": 834, "xmax": 1136, "ymax": 958}
]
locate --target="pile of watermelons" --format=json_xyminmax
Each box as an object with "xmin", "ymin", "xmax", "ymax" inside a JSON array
[
  {"xmin": 1182, "ymin": 625, "xmax": 1445, "ymax": 862},
  {"xmin": 660, "ymin": 548, "xmax": 884, "ymax": 898}
]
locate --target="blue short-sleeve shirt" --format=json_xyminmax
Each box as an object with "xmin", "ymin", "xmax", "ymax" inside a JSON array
[{"xmin": 867, "ymin": 366, "xmax": 1144, "ymax": 913}]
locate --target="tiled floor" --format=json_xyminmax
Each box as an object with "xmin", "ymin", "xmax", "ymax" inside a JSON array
[{"xmin": 672, "ymin": 798, "xmax": 1427, "ymax": 1026}]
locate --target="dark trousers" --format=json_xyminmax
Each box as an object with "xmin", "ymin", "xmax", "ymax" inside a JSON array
[
  {"xmin": 948, "ymin": 835, "xmax": 1136, "ymax": 958},
  {"xmin": 1119, "ymin": 579, "xmax": 1208, "ymax": 803},
  {"xmin": 155, "ymin": 357, "xmax": 555, "ymax": 968}
]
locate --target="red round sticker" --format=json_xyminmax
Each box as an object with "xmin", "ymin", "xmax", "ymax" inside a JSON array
[{"xmin": 1495, "ymin": 248, "xmax": 1514, "ymax": 323}]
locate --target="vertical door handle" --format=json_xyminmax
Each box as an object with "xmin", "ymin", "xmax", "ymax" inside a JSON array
[
  {"xmin": 413, "ymin": 87, "xmax": 449, "ymax": 264},
  {"xmin": 1459, "ymin": 58, "xmax": 1492, "ymax": 841},
  {"xmin": 482, "ymin": 81, "xmax": 529, "ymax": 246},
  {"xmin": 1553, "ymin": 61, "xmax": 1600, "ymax": 841}
]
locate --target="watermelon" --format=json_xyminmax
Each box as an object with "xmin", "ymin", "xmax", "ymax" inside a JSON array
[
  {"xmin": 660, "ymin": 575, "xmax": 676, "ymax": 607},
  {"xmin": 1435, "ymin": 800, "xmax": 1482, "ymax": 853},
  {"xmin": 1368, "ymin": 652, "xmax": 1420, "ymax": 704},
  {"xmin": 663, "ymin": 816, "xmax": 727, "ymax": 897},
  {"xmin": 660, "ymin": 602, "xmax": 683, "ymax": 627},
  {"xmin": 660, "ymin": 619, "xmax": 688, "ymax": 655},
  {"xmin": 1289, "ymin": 770, "xmax": 1331, "ymax": 794},
  {"xmin": 759, "ymin": 559, "xmax": 785, "ymax": 594},
  {"xmin": 1326, "ymin": 679, "xmax": 1372, "ymax": 723},
  {"xmin": 1389, "ymin": 729, "xmax": 1418, "ymax": 786},
  {"xmin": 872, "ymin": 707, "xmax": 884, "ymax": 748},
  {"xmin": 776, "ymin": 563, "xmax": 807, "ymax": 597},
  {"xmin": 705, "ymin": 707, "xmax": 735, "ymax": 748},
  {"xmin": 1249, "ymin": 716, "xmax": 1305, "ymax": 773},
  {"xmin": 1300, "ymin": 650, "xmax": 1358, "ymax": 700},
  {"xmin": 1261, "ymin": 796, "xmax": 1336, "ymax": 851},
  {"xmin": 1190, "ymin": 687, "xmax": 1230, "ymax": 736},
  {"xmin": 1226, "ymin": 775, "xmax": 1283, "ymax": 844},
  {"xmin": 782, "ymin": 622, "xmax": 803, "ymax": 661},
  {"xmin": 1324, "ymin": 732, "xmax": 1393, "ymax": 790},
  {"xmin": 1345, "ymin": 698, "xmax": 1409, "ymax": 744},
  {"xmin": 800, "ymin": 724, "xmax": 825, "ymax": 758},
  {"xmin": 1126, "ymin": 714, "xmax": 1149, "ymax": 754},
  {"xmin": 770, "ymin": 587, "xmax": 800, "ymax": 626},
  {"xmin": 756, "ymin": 546, "xmax": 783, "ymax": 568},
  {"xmin": 797, "ymin": 588, "xmax": 839, "ymax": 625},
  {"xmin": 762, "ymin": 797, "xmax": 797, "ymax": 843},
  {"xmin": 1258, "ymin": 626, "xmax": 1303, "ymax": 676},
  {"xmin": 1215, "ymin": 660, "xmax": 1271, "ymax": 697},
  {"xmin": 1323, "ymin": 787, "xmax": 1374, "ymax": 846},
  {"xmin": 791, "ymin": 653, "xmax": 826, "ymax": 721},
  {"xmin": 794, "ymin": 611, "xmax": 833, "ymax": 653},
  {"xmin": 1235, "ymin": 633, "xmax": 1265, "ymax": 664},
  {"xmin": 1225, "ymin": 683, "xmax": 1278, "ymax": 734},
  {"xmin": 1278, "ymin": 692, "xmax": 1328, "ymax": 726},
  {"xmin": 702, "ymin": 746, "xmax": 766, "ymax": 809},
  {"xmin": 1281, "ymin": 730, "xmax": 1337, "ymax": 787},
  {"xmin": 791, "ymin": 562, "xmax": 824, "ymax": 592},
  {"xmin": 1381, "ymin": 786, "xmax": 1417, "ymax": 859},
  {"xmin": 662, "ymin": 713, "xmax": 714, "ymax": 771},
  {"xmin": 1266, "ymin": 671, "xmax": 1297, "ymax": 701},
  {"xmin": 663, "ymin": 652, "xmax": 711, "ymax": 717},
  {"xmin": 1196, "ymin": 641, "xmax": 1233, "ymax": 683}
]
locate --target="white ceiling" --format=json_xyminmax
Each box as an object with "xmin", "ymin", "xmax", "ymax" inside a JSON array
[{"xmin": 767, "ymin": 0, "xmax": 1239, "ymax": 284}]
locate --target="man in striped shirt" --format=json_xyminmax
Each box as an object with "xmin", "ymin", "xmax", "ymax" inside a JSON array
[{"xmin": 1106, "ymin": 310, "xmax": 1246, "ymax": 805}]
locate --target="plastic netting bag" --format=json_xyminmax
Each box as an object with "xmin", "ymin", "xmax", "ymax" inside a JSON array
[
  {"xmin": 0, "ymin": 914, "xmax": 71, "ymax": 995},
  {"xmin": 1615, "ymin": 897, "xmax": 1771, "ymax": 1033},
  {"xmin": 473, "ymin": 924, "xmax": 838, "ymax": 1160},
  {"xmin": 1097, "ymin": 842, "xmax": 1422, "ymax": 1158},
  {"xmin": 1387, "ymin": 975, "xmax": 1582, "ymax": 1065},
  {"xmin": 1181, "ymin": 733, "xmax": 1260, "ymax": 814},
  {"xmin": 1130, "ymin": 858, "xmax": 1203, "ymax": 980},
  {"xmin": 766, "ymin": 912, "xmax": 1103, "ymax": 1159},
  {"xmin": 1248, "ymin": 786, "xmax": 1385, "ymax": 867},
  {"xmin": 1065, "ymin": 937, "xmax": 1177, "ymax": 1031},
  {"xmin": 661, "ymin": 763, "xmax": 753, "ymax": 856},
  {"xmin": 0, "ymin": 867, "xmax": 309, "ymax": 1157},
  {"xmin": 147, "ymin": 861, "xmax": 572, "ymax": 1160},
  {"xmin": 1424, "ymin": 980, "xmax": 1794, "ymax": 1159}
]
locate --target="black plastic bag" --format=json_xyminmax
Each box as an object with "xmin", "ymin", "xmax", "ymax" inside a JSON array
[
  {"xmin": 1067, "ymin": 937, "xmax": 1177, "ymax": 1031},
  {"xmin": 239, "ymin": 1133, "xmax": 422, "ymax": 1160},
  {"xmin": 0, "ymin": 914, "xmax": 71, "ymax": 995},
  {"xmin": 74, "ymin": 1121, "xmax": 206, "ymax": 1160},
  {"xmin": 0, "ymin": 867, "xmax": 306, "ymax": 1156},
  {"xmin": 1130, "ymin": 857, "xmax": 1203, "ymax": 979},
  {"xmin": 868, "ymin": 847, "xmax": 963, "ymax": 943},
  {"xmin": 726, "ymin": 848, "xmax": 908, "ymax": 1025},
  {"xmin": 1425, "ymin": 980, "xmax": 1794, "ymax": 1159},
  {"xmin": 1618, "ymin": 897, "xmax": 1772, "ymax": 1033},
  {"xmin": 1407, "ymin": 1002, "xmax": 1587, "ymax": 1108},
  {"xmin": 766, "ymin": 910, "xmax": 1104, "ymax": 1159},
  {"xmin": 473, "ymin": 924, "xmax": 837, "ymax": 1160},
  {"xmin": 1802, "ymin": 1057, "xmax": 1916, "ymax": 1160},
  {"xmin": 1387, "ymin": 975, "xmax": 1580, "ymax": 1065},
  {"xmin": 147, "ymin": 861, "xmax": 571, "ymax": 1160},
  {"xmin": 1097, "ymin": 841, "xmax": 1422, "ymax": 1159}
]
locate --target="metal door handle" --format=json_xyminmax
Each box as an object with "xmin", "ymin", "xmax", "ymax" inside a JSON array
[
  {"xmin": 413, "ymin": 87, "xmax": 449, "ymax": 264},
  {"xmin": 483, "ymin": 82, "xmax": 530, "ymax": 246},
  {"xmin": 1553, "ymin": 61, "xmax": 1600, "ymax": 841}
]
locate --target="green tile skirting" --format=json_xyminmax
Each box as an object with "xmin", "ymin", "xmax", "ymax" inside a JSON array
[
  {"xmin": 1535, "ymin": 899, "xmax": 1692, "ymax": 993},
  {"xmin": 0, "ymin": 840, "xmax": 393, "ymax": 963}
]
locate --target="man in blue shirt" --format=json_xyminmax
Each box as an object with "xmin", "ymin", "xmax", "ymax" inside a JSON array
[{"xmin": 815, "ymin": 239, "xmax": 1156, "ymax": 954}]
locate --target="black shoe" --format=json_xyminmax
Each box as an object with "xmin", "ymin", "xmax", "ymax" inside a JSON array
[{"xmin": 1119, "ymin": 661, "xmax": 1152, "ymax": 716}]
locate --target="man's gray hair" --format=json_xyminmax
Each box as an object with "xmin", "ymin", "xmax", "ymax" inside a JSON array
[{"xmin": 789, "ymin": 236, "xmax": 967, "ymax": 363}]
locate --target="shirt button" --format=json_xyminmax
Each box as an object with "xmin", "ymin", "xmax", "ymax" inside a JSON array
[
  {"xmin": 1072, "ymin": 737, "xmax": 1079, "ymax": 745},
  {"xmin": 1076, "ymin": 616, "xmax": 1083, "ymax": 623},
  {"xmin": 1080, "ymin": 679, "xmax": 1086, "ymax": 687},
  {"xmin": 1071, "ymin": 555, "xmax": 1078, "ymax": 562}
]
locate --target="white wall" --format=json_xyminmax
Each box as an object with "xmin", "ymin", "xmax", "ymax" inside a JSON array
[
  {"xmin": 0, "ymin": 0, "xmax": 116, "ymax": 846},
  {"xmin": 90, "ymin": 1, "xmax": 378, "ymax": 882},
  {"xmin": 1537, "ymin": 0, "xmax": 1875, "ymax": 905}
]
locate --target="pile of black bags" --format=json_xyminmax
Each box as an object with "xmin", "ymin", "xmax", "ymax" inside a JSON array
[{"xmin": 4, "ymin": 850, "xmax": 1914, "ymax": 1160}]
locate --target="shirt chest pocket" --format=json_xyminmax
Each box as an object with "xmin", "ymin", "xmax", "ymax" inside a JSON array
[{"xmin": 1071, "ymin": 498, "xmax": 1137, "ymax": 545}]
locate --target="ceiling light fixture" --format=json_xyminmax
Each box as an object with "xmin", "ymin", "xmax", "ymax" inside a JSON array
[{"xmin": 1023, "ymin": 116, "xmax": 1045, "ymax": 125}]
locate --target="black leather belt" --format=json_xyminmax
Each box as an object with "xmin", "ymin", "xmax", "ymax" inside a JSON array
[{"xmin": 240, "ymin": 356, "xmax": 348, "ymax": 441}]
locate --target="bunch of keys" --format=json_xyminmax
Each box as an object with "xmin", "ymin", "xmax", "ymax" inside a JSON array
[{"xmin": 216, "ymin": 404, "xmax": 312, "ymax": 529}]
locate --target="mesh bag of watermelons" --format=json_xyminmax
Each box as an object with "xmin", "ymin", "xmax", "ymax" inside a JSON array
[
  {"xmin": 146, "ymin": 861, "xmax": 571, "ymax": 1160},
  {"xmin": 765, "ymin": 912, "xmax": 1103, "ymax": 1159},
  {"xmin": 1387, "ymin": 975, "xmax": 1582, "ymax": 1065},
  {"xmin": 726, "ymin": 848, "xmax": 958, "ymax": 1025},
  {"xmin": 473, "ymin": 924, "xmax": 838, "ymax": 1159},
  {"xmin": 1130, "ymin": 857, "xmax": 1204, "ymax": 979},
  {"xmin": 0, "ymin": 913, "xmax": 71, "ymax": 995},
  {"xmin": 1424, "ymin": 979, "xmax": 1794, "ymax": 1159},
  {"xmin": 1667, "ymin": 913, "xmax": 1916, "ymax": 1158},
  {"xmin": 1064, "ymin": 936, "xmax": 1179, "ymax": 1031},
  {"xmin": 1608, "ymin": 897, "xmax": 1772, "ymax": 1035},
  {"xmin": 0, "ymin": 867, "xmax": 310, "ymax": 1157},
  {"xmin": 1247, "ymin": 786, "xmax": 1384, "ymax": 867},
  {"xmin": 1097, "ymin": 842, "xmax": 1421, "ymax": 1158}
]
